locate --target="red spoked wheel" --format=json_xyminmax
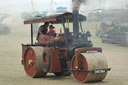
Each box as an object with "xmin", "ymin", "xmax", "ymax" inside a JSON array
[
  {"xmin": 71, "ymin": 55, "xmax": 88, "ymax": 82},
  {"xmin": 24, "ymin": 46, "xmax": 47, "ymax": 78}
]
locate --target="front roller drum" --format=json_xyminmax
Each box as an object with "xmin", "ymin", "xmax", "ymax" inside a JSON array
[
  {"xmin": 71, "ymin": 52, "xmax": 109, "ymax": 83},
  {"xmin": 24, "ymin": 46, "xmax": 47, "ymax": 78}
]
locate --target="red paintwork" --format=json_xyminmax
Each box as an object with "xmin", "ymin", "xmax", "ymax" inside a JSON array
[
  {"xmin": 24, "ymin": 18, "xmax": 57, "ymax": 24},
  {"xmin": 60, "ymin": 48, "xmax": 69, "ymax": 61},
  {"xmin": 22, "ymin": 44, "xmax": 31, "ymax": 60},
  {"xmin": 24, "ymin": 48, "xmax": 37, "ymax": 77},
  {"xmin": 72, "ymin": 55, "xmax": 88, "ymax": 82},
  {"xmin": 38, "ymin": 35, "xmax": 54, "ymax": 45},
  {"xmin": 38, "ymin": 34, "xmax": 65, "ymax": 45},
  {"xmin": 47, "ymin": 47, "xmax": 61, "ymax": 72}
]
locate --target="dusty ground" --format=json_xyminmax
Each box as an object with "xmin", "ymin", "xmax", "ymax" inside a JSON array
[{"xmin": 0, "ymin": 23, "xmax": 128, "ymax": 85}]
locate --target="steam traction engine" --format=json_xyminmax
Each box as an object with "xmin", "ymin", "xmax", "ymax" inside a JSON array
[{"xmin": 22, "ymin": 10, "xmax": 110, "ymax": 83}]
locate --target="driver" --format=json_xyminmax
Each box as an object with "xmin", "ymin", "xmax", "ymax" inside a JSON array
[
  {"xmin": 47, "ymin": 25, "xmax": 56, "ymax": 37},
  {"xmin": 36, "ymin": 22, "xmax": 49, "ymax": 40}
]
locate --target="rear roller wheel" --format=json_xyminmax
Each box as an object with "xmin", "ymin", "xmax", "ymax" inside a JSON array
[{"xmin": 24, "ymin": 46, "xmax": 47, "ymax": 78}]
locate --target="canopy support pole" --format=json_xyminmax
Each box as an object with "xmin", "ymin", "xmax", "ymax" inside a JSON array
[{"xmin": 31, "ymin": 24, "xmax": 33, "ymax": 44}]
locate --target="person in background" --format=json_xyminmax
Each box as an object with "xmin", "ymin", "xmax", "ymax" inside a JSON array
[
  {"xmin": 36, "ymin": 22, "xmax": 49, "ymax": 40},
  {"xmin": 47, "ymin": 25, "xmax": 56, "ymax": 37}
]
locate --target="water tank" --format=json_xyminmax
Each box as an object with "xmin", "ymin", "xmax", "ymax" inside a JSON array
[{"xmin": 56, "ymin": 7, "xmax": 67, "ymax": 14}]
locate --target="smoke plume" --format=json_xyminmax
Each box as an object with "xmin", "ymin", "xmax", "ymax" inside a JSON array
[
  {"xmin": 72, "ymin": 0, "xmax": 87, "ymax": 8},
  {"xmin": 80, "ymin": 0, "xmax": 128, "ymax": 10},
  {"xmin": 0, "ymin": 14, "xmax": 11, "ymax": 35},
  {"xmin": 0, "ymin": 14, "xmax": 9, "ymax": 23}
]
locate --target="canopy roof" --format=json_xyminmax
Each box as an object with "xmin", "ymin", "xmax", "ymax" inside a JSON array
[{"xmin": 24, "ymin": 12, "xmax": 86, "ymax": 24}]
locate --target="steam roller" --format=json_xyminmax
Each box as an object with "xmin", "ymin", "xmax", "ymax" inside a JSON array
[{"xmin": 21, "ymin": 9, "xmax": 110, "ymax": 83}]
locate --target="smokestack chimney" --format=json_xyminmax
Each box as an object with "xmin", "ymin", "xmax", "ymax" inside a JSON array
[
  {"xmin": 72, "ymin": 0, "xmax": 86, "ymax": 39},
  {"xmin": 72, "ymin": 7, "xmax": 79, "ymax": 39}
]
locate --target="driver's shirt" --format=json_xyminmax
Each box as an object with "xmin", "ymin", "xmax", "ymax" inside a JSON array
[{"xmin": 47, "ymin": 29, "xmax": 56, "ymax": 35}]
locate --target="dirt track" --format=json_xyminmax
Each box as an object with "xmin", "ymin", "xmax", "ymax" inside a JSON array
[{"xmin": 0, "ymin": 24, "xmax": 128, "ymax": 85}]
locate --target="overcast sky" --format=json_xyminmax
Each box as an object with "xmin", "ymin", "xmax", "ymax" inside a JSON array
[
  {"xmin": 0, "ymin": 0, "xmax": 128, "ymax": 13},
  {"xmin": 0, "ymin": 0, "xmax": 72, "ymax": 13}
]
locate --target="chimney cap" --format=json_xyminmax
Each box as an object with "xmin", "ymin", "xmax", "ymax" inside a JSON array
[{"xmin": 72, "ymin": 7, "xmax": 79, "ymax": 11}]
